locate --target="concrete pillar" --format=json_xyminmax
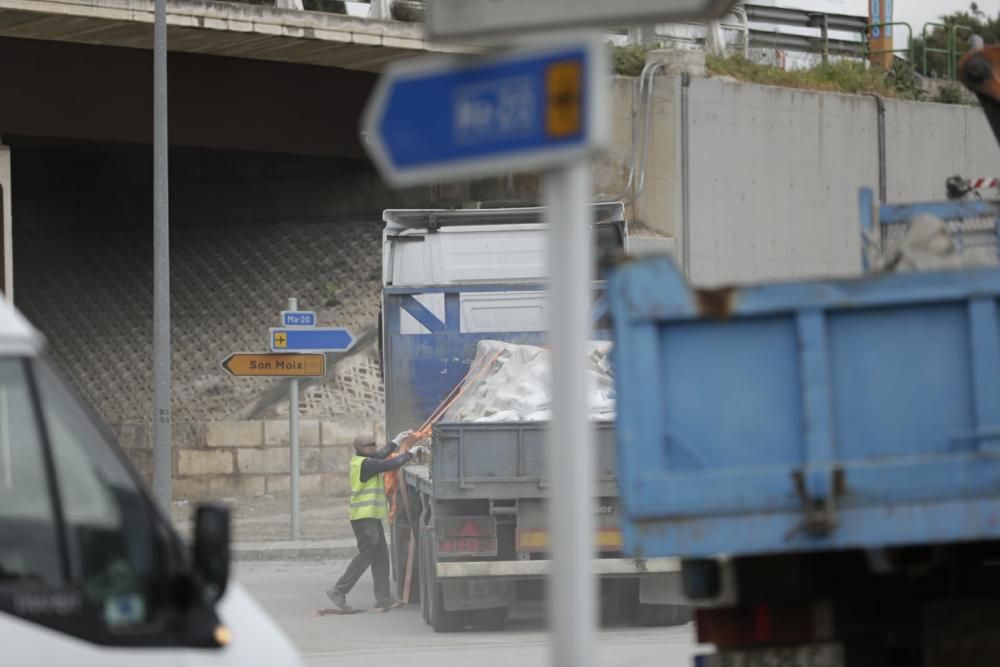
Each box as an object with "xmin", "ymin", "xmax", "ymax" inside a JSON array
[{"xmin": 0, "ymin": 143, "xmax": 10, "ymax": 304}]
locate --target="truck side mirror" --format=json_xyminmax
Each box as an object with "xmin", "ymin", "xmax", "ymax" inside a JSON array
[{"xmin": 192, "ymin": 503, "xmax": 231, "ymax": 604}]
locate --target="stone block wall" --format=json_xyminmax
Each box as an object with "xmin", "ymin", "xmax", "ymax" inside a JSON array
[{"xmin": 114, "ymin": 417, "xmax": 376, "ymax": 501}]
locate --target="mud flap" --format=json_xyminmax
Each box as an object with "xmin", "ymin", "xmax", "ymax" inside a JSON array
[{"xmin": 442, "ymin": 578, "xmax": 515, "ymax": 612}]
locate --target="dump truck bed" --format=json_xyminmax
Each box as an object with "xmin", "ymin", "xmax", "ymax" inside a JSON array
[
  {"xmin": 403, "ymin": 421, "xmax": 619, "ymax": 500},
  {"xmin": 609, "ymin": 256, "xmax": 1000, "ymax": 560}
]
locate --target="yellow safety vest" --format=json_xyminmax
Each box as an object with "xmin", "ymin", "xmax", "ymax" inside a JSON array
[{"xmin": 349, "ymin": 455, "xmax": 388, "ymax": 521}]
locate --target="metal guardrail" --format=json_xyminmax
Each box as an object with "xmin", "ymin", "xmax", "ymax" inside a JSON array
[
  {"xmin": 743, "ymin": 4, "xmax": 868, "ymax": 61},
  {"xmin": 867, "ymin": 22, "xmax": 914, "ymax": 67},
  {"xmin": 921, "ymin": 22, "xmax": 974, "ymax": 79}
]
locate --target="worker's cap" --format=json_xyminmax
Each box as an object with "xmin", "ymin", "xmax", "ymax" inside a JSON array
[{"xmin": 353, "ymin": 434, "xmax": 376, "ymax": 452}]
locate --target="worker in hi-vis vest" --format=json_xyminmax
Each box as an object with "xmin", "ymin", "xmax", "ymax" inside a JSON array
[{"xmin": 327, "ymin": 434, "xmax": 427, "ymax": 612}]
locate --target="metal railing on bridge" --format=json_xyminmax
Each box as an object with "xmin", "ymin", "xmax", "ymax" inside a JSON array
[{"xmin": 251, "ymin": 0, "xmax": 980, "ymax": 81}]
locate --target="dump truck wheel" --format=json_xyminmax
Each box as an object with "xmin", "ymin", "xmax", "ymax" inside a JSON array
[{"xmin": 471, "ymin": 606, "xmax": 508, "ymax": 631}]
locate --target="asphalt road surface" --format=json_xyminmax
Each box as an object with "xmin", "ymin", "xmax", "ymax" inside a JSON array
[{"xmin": 236, "ymin": 559, "xmax": 704, "ymax": 667}]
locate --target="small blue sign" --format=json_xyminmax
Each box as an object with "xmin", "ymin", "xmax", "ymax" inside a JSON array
[
  {"xmin": 281, "ymin": 310, "xmax": 316, "ymax": 328},
  {"xmin": 270, "ymin": 328, "xmax": 354, "ymax": 352},
  {"xmin": 363, "ymin": 37, "xmax": 608, "ymax": 186}
]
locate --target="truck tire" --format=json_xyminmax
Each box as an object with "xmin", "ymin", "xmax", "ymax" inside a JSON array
[
  {"xmin": 471, "ymin": 606, "xmax": 509, "ymax": 631},
  {"xmin": 419, "ymin": 528, "xmax": 432, "ymax": 623},
  {"xmin": 418, "ymin": 514, "xmax": 467, "ymax": 632},
  {"xmin": 430, "ymin": 582, "xmax": 467, "ymax": 632}
]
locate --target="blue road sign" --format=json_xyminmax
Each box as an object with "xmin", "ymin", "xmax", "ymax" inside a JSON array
[
  {"xmin": 362, "ymin": 36, "xmax": 609, "ymax": 187},
  {"xmin": 281, "ymin": 310, "xmax": 317, "ymax": 327},
  {"xmin": 270, "ymin": 328, "xmax": 354, "ymax": 352}
]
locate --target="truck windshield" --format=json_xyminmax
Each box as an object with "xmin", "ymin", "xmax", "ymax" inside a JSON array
[{"xmin": 0, "ymin": 358, "xmax": 63, "ymax": 587}]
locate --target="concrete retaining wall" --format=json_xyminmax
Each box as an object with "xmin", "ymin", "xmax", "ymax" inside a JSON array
[
  {"xmin": 884, "ymin": 99, "xmax": 997, "ymax": 202},
  {"xmin": 685, "ymin": 78, "xmax": 877, "ymax": 285},
  {"xmin": 115, "ymin": 417, "xmax": 378, "ymax": 500},
  {"xmin": 623, "ymin": 70, "xmax": 998, "ymax": 287}
]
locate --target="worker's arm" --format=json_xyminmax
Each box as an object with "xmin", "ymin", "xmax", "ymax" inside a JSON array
[
  {"xmin": 371, "ymin": 441, "xmax": 398, "ymax": 460},
  {"xmin": 360, "ymin": 452, "xmax": 413, "ymax": 483}
]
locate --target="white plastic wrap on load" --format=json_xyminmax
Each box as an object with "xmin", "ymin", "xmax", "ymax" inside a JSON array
[
  {"xmin": 441, "ymin": 340, "xmax": 615, "ymax": 424},
  {"xmin": 868, "ymin": 213, "xmax": 997, "ymax": 273},
  {"xmin": 392, "ymin": 340, "xmax": 615, "ymax": 451}
]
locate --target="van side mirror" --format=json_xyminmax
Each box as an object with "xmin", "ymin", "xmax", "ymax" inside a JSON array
[{"xmin": 192, "ymin": 503, "xmax": 230, "ymax": 604}]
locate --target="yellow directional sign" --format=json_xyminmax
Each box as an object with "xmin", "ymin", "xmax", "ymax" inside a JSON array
[{"xmin": 221, "ymin": 353, "xmax": 325, "ymax": 378}]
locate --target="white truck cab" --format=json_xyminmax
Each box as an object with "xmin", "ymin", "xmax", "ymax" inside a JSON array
[
  {"xmin": 382, "ymin": 202, "xmax": 629, "ymax": 287},
  {"xmin": 381, "ymin": 202, "xmax": 628, "ymax": 336},
  {"xmin": 0, "ymin": 301, "xmax": 301, "ymax": 666}
]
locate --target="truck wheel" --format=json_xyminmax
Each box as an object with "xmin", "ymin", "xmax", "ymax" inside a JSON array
[
  {"xmin": 419, "ymin": 523, "xmax": 433, "ymax": 623},
  {"xmin": 430, "ymin": 582, "xmax": 467, "ymax": 632},
  {"xmin": 391, "ymin": 520, "xmax": 407, "ymax": 599},
  {"xmin": 419, "ymin": 545, "xmax": 430, "ymax": 623},
  {"xmin": 471, "ymin": 606, "xmax": 509, "ymax": 631}
]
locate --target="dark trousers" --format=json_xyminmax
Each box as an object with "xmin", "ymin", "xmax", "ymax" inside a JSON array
[{"xmin": 333, "ymin": 518, "xmax": 392, "ymax": 606}]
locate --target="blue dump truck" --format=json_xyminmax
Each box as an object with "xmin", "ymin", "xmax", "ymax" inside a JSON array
[
  {"xmin": 380, "ymin": 203, "xmax": 687, "ymax": 631},
  {"xmin": 607, "ymin": 47, "xmax": 1000, "ymax": 667},
  {"xmin": 609, "ymin": 194, "xmax": 1000, "ymax": 667},
  {"xmin": 607, "ymin": 43, "xmax": 1000, "ymax": 667}
]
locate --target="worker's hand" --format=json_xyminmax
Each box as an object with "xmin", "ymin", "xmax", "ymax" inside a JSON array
[
  {"xmin": 409, "ymin": 445, "xmax": 428, "ymax": 458},
  {"xmin": 391, "ymin": 430, "xmax": 414, "ymax": 450}
]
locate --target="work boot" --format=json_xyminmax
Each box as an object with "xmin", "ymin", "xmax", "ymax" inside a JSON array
[
  {"xmin": 374, "ymin": 598, "xmax": 405, "ymax": 612},
  {"xmin": 326, "ymin": 589, "xmax": 351, "ymax": 611}
]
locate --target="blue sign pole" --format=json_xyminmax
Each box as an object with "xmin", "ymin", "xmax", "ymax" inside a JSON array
[{"xmin": 363, "ymin": 36, "xmax": 609, "ymax": 186}]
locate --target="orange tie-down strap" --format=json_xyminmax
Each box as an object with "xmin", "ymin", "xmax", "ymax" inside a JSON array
[{"xmin": 386, "ymin": 348, "xmax": 504, "ymax": 522}]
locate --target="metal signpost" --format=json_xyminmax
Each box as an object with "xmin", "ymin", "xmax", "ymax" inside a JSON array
[
  {"xmin": 286, "ymin": 297, "xmax": 302, "ymax": 540},
  {"xmin": 152, "ymin": 0, "xmax": 171, "ymax": 511},
  {"xmin": 222, "ymin": 304, "xmax": 348, "ymax": 540},
  {"xmin": 363, "ymin": 36, "xmax": 608, "ymax": 667},
  {"xmin": 277, "ymin": 301, "xmax": 353, "ymax": 540},
  {"xmin": 364, "ymin": 2, "xmax": 734, "ymax": 661}
]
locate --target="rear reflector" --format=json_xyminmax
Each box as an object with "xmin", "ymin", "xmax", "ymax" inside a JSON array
[
  {"xmin": 437, "ymin": 537, "xmax": 498, "ymax": 557},
  {"xmin": 439, "ymin": 517, "xmax": 495, "ymax": 538},
  {"xmin": 696, "ymin": 603, "xmax": 833, "ymax": 648},
  {"xmin": 516, "ymin": 529, "xmax": 622, "ymax": 552}
]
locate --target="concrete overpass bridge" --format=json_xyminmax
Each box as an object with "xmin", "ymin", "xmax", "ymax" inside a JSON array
[{"xmin": 0, "ymin": 1, "xmax": 526, "ymax": 490}]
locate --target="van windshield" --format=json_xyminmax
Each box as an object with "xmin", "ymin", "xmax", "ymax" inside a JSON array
[{"xmin": 0, "ymin": 358, "xmax": 63, "ymax": 587}]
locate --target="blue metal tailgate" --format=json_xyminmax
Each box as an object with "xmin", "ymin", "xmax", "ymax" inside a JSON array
[{"xmin": 609, "ymin": 257, "xmax": 1000, "ymax": 559}]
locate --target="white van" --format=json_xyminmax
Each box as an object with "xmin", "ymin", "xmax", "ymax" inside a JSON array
[{"xmin": 0, "ymin": 301, "xmax": 301, "ymax": 666}]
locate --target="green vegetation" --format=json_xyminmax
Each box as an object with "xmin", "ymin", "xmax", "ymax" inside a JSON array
[
  {"xmin": 934, "ymin": 84, "xmax": 966, "ymax": 104},
  {"xmin": 705, "ymin": 56, "xmax": 927, "ymax": 100},
  {"xmin": 611, "ymin": 44, "xmax": 654, "ymax": 77}
]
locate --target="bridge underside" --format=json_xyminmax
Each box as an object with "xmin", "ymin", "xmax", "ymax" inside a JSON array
[{"xmin": 0, "ymin": 0, "xmax": 464, "ymax": 72}]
